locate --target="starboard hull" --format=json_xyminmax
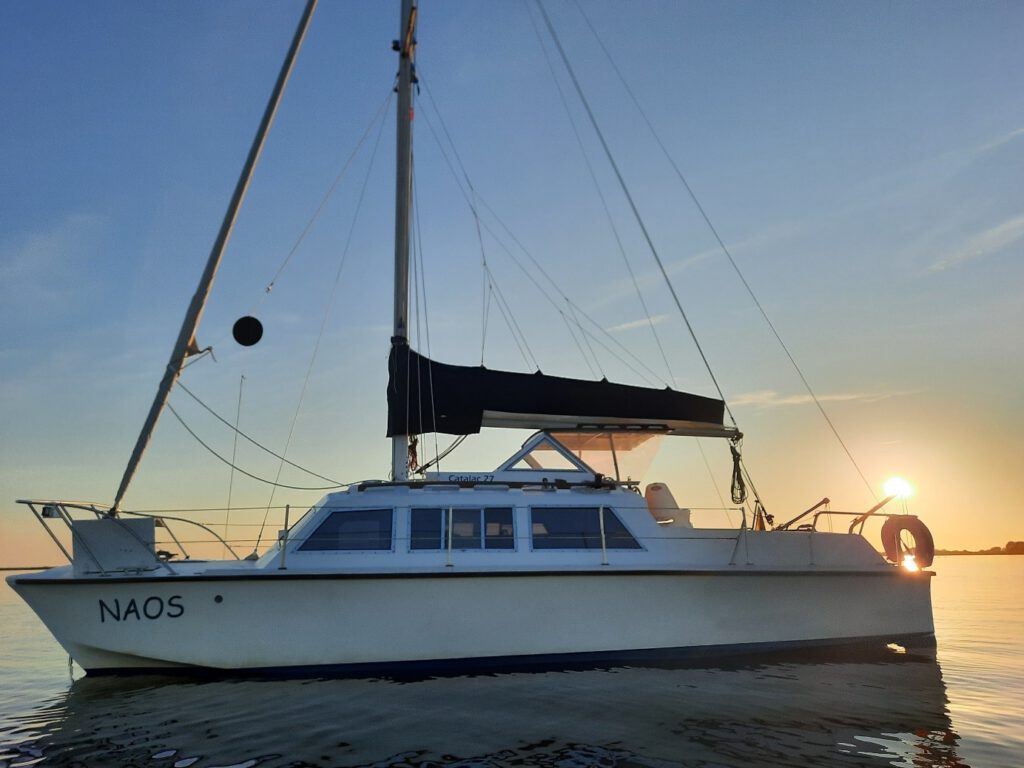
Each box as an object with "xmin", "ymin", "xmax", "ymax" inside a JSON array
[{"xmin": 8, "ymin": 569, "xmax": 934, "ymax": 675}]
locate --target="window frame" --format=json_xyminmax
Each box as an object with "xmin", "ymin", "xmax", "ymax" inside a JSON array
[
  {"xmin": 297, "ymin": 507, "xmax": 396, "ymax": 552},
  {"xmin": 529, "ymin": 506, "xmax": 643, "ymax": 551},
  {"xmin": 408, "ymin": 506, "xmax": 516, "ymax": 552}
]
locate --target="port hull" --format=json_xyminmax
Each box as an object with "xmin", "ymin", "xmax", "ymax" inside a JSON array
[{"xmin": 8, "ymin": 569, "xmax": 934, "ymax": 675}]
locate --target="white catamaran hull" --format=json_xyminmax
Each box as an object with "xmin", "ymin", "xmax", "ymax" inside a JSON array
[{"xmin": 9, "ymin": 569, "xmax": 934, "ymax": 674}]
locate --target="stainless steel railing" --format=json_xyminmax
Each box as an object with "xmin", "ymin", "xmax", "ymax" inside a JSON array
[{"xmin": 15, "ymin": 499, "xmax": 243, "ymax": 568}]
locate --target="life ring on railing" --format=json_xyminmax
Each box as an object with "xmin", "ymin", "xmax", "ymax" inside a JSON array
[{"xmin": 880, "ymin": 515, "xmax": 934, "ymax": 568}]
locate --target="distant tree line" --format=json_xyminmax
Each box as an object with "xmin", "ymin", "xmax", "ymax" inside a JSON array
[{"xmin": 936, "ymin": 541, "xmax": 1024, "ymax": 555}]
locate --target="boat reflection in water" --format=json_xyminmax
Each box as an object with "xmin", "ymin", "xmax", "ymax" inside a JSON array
[{"xmin": 7, "ymin": 647, "xmax": 964, "ymax": 768}]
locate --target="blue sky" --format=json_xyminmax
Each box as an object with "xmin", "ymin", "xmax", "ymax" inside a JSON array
[{"xmin": 2, "ymin": 0, "xmax": 1022, "ymax": 564}]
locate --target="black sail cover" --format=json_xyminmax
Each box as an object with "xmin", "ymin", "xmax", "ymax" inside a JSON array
[{"xmin": 387, "ymin": 343, "xmax": 727, "ymax": 437}]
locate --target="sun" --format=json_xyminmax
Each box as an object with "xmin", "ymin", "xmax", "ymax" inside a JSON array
[{"xmin": 883, "ymin": 476, "xmax": 914, "ymax": 499}]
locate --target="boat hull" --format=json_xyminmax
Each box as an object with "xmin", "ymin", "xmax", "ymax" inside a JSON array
[{"xmin": 8, "ymin": 569, "xmax": 934, "ymax": 674}]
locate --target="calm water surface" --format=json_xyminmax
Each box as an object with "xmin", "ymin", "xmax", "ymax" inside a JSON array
[{"xmin": 1, "ymin": 556, "xmax": 1021, "ymax": 767}]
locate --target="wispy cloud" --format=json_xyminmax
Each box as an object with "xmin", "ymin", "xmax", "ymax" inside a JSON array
[
  {"xmin": 969, "ymin": 127, "xmax": 1024, "ymax": 156},
  {"xmin": 929, "ymin": 214, "xmax": 1024, "ymax": 272},
  {"xmin": 583, "ymin": 219, "xmax": 807, "ymax": 315},
  {"xmin": 816, "ymin": 126, "xmax": 1024, "ymax": 239},
  {"xmin": 731, "ymin": 389, "xmax": 912, "ymax": 408},
  {"xmin": 0, "ymin": 213, "xmax": 106, "ymax": 302},
  {"xmin": 582, "ymin": 246, "xmax": 718, "ymax": 313},
  {"xmin": 606, "ymin": 313, "xmax": 669, "ymax": 333}
]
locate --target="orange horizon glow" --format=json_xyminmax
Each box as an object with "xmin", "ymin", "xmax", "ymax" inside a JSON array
[{"xmin": 884, "ymin": 476, "xmax": 914, "ymax": 500}]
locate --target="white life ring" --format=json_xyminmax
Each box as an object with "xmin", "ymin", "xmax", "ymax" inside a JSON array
[{"xmin": 880, "ymin": 515, "xmax": 935, "ymax": 568}]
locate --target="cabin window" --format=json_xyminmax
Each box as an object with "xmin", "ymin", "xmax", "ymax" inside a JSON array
[
  {"xmin": 299, "ymin": 508, "xmax": 393, "ymax": 551},
  {"xmin": 530, "ymin": 507, "xmax": 641, "ymax": 550},
  {"xmin": 410, "ymin": 507, "xmax": 515, "ymax": 551},
  {"xmin": 410, "ymin": 507, "xmax": 443, "ymax": 550},
  {"xmin": 484, "ymin": 508, "xmax": 515, "ymax": 549}
]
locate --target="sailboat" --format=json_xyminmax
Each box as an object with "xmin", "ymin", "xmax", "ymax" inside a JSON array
[{"xmin": 7, "ymin": 0, "xmax": 935, "ymax": 675}]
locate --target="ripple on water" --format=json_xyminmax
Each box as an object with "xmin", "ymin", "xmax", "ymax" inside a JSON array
[
  {"xmin": 3, "ymin": 558, "xmax": 1023, "ymax": 767},
  {"xmin": 0, "ymin": 652, "xmax": 965, "ymax": 768}
]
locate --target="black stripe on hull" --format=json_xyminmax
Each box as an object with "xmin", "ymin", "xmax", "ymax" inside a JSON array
[{"xmin": 84, "ymin": 632, "xmax": 938, "ymax": 679}]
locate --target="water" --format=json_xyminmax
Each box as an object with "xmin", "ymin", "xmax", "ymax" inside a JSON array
[{"xmin": 1, "ymin": 556, "xmax": 1021, "ymax": 768}]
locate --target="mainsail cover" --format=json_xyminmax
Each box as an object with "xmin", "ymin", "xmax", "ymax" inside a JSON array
[{"xmin": 387, "ymin": 343, "xmax": 729, "ymax": 437}]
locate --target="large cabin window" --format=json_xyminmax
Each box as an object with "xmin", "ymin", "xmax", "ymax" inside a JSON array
[
  {"xmin": 299, "ymin": 508, "xmax": 393, "ymax": 551},
  {"xmin": 530, "ymin": 507, "xmax": 641, "ymax": 550},
  {"xmin": 410, "ymin": 507, "xmax": 515, "ymax": 551}
]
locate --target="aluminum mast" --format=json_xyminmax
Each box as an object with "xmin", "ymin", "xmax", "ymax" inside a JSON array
[{"xmin": 391, "ymin": 0, "xmax": 417, "ymax": 481}]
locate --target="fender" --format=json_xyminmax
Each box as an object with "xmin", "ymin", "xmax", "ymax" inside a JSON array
[{"xmin": 880, "ymin": 515, "xmax": 935, "ymax": 568}]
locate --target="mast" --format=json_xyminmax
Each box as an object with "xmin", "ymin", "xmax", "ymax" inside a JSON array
[
  {"xmin": 110, "ymin": 0, "xmax": 318, "ymax": 513},
  {"xmin": 391, "ymin": 0, "xmax": 417, "ymax": 481}
]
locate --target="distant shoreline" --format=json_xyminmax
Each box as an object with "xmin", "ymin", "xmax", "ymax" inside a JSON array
[
  {"xmin": 1, "ymin": 567, "xmax": 55, "ymax": 571},
  {"xmin": 935, "ymin": 551, "xmax": 1023, "ymax": 557}
]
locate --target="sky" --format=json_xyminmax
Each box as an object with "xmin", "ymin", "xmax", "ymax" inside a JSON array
[{"xmin": 1, "ymin": 0, "xmax": 1022, "ymax": 566}]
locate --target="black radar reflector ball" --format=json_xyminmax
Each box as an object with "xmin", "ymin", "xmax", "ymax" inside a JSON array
[{"xmin": 232, "ymin": 316, "xmax": 263, "ymax": 347}]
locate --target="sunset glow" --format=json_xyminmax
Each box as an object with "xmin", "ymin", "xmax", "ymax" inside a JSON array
[
  {"xmin": 0, "ymin": 2, "xmax": 1021, "ymax": 567},
  {"xmin": 884, "ymin": 477, "xmax": 914, "ymax": 500}
]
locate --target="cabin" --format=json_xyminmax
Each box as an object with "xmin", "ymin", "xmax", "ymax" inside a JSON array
[{"xmin": 252, "ymin": 432, "xmax": 887, "ymax": 575}]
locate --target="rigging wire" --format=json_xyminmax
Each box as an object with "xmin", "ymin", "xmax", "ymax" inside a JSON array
[
  {"xmin": 563, "ymin": 299, "xmax": 601, "ymax": 378},
  {"xmin": 481, "ymin": 283, "xmax": 493, "ymax": 365},
  {"xmin": 201, "ymin": 89, "xmax": 396, "ymax": 356},
  {"xmin": 253, "ymin": 90, "xmax": 392, "ymax": 552},
  {"xmin": 223, "ymin": 374, "xmax": 245, "ymax": 556},
  {"xmin": 475, "ymin": 198, "xmax": 666, "ymax": 385},
  {"xmin": 740, "ymin": 459, "xmax": 771, "ymax": 524},
  {"xmin": 262, "ymin": 90, "xmax": 395, "ymax": 296},
  {"xmin": 417, "ymin": 80, "xmax": 664, "ymax": 386},
  {"xmin": 176, "ymin": 380, "xmax": 343, "ymax": 484},
  {"xmin": 453, "ymin": 156, "xmax": 669, "ymax": 384},
  {"xmin": 411, "ymin": 88, "xmax": 517, "ymax": 303},
  {"xmin": 468, "ymin": 169, "xmax": 496, "ymax": 365},
  {"xmin": 486, "ymin": 267, "xmax": 538, "ymax": 370},
  {"xmin": 414, "ymin": 86, "xmax": 539, "ymax": 372},
  {"xmin": 410, "ymin": 156, "xmax": 443, "ymax": 471},
  {"xmin": 486, "ymin": 262, "xmax": 540, "ymax": 370},
  {"xmin": 409, "ymin": 163, "xmax": 426, "ymax": 465},
  {"xmin": 695, "ymin": 438, "xmax": 733, "ymax": 528},
  {"xmin": 409, "ymin": 158, "xmax": 424, "ymax": 468},
  {"xmin": 570, "ymin": 0, "xmax": 875, "ymax": 500},
  {"xmin": 535, "ymin": 0, "xmax": 736, "ymax": 429},
  {"xmin": 418, "ymin": 79, "xmax": 598, "ymax": 374},
  {"xmin": 525, "ymin": 0, "xmax": 675, "ymax": 385},
  {"xmin": 124, "ymin": 504, "xmax": 295, "ymax": 515},
  {"xmin": 416, "ymin": 434, "xmax": 468, "ymax": 474},
  {"xmin": 565, "ymin": 303, "xmax": 602, "ymax": 382},
  {"xmin": 477, "ymin": 200, "xmax": 663, "ymax": 384},
  {"xmin": 411, "ymin": 76, "xmax": 508, "ymax": 375},
  {"xmin": 166, "ymin": 403, "xmax": 348, "ymax": 491}
]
